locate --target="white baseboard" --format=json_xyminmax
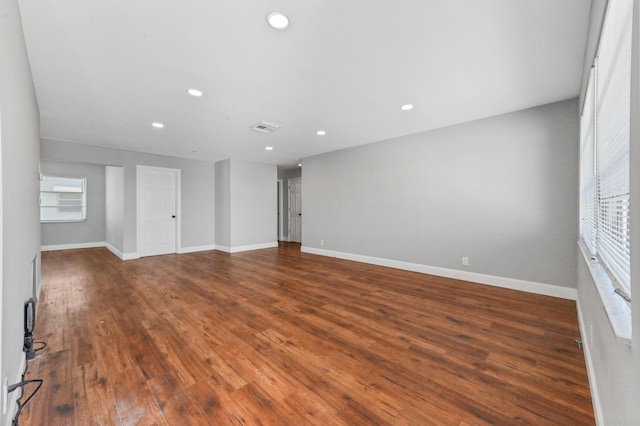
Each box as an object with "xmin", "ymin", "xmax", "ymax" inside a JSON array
[
  {"xmin": 178, "ymin": 244, "xmax": 216, "ymax": 254},
  {"xmin": 576, "ymin": 300, "xmax": 604, "ymax": 426},
  {"xmin": 103, "ymin": 244, "xmax": 138, "ymax": 260},
  {"xmin": 301, "ymin": 246, "xmax": 578, "ymax": 300},
  {"xmin": 214, "ymin": 245, "xmax": 232, "ymax": 253},
  {"xmin": 104, "ymin": 243, "xmax": 139, "ymax": 260},
  {"xmin": 43, "ymin": 243, "xmax": 218, "ymax": 260},
  {"xmin": 39, "ymin": 242, "xmax": 141, "ymax": 260},
  {"xmin": 215, "ymin": 242, "xmax": 278, "ymax": 253},
  {"xmin": 105, "ymin": 243, "xmax": 220, "ymax": 259},
  {"xmin": 105, "ymin": 243, "xmax": 123, "ymax": 259},
  {"xmin": 5, "ymin": 355, "xmax": 27, "ymax": 426},
  {"xmin": 41, "ymin": 241, "xmax": 106, "ymax": 251}
]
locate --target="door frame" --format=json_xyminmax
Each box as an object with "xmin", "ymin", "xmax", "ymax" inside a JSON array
[
  {"xmin": 288, "ymin": 177, "xmax": 302, "ymax": 243},
  {"xmin": 0, "ymin": 111, "xmax": 3, "ymax": 397},
  {"xmin": 277, "ymin": 179, "xmax": 284, "ymax": 241},
  {"xmin": 136, "ymin": 165, "xmax": 181, "ymax": 257}
]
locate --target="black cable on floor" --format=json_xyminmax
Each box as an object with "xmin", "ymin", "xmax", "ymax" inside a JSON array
[
  {"xmin": 8, "ymin": 379, "xmax": 43, "ymax": 426},
  {"xmin": 9, "ymin": 339, "xmax": 47, "ymax": 425}
]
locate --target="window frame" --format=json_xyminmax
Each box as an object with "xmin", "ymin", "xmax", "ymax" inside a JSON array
[
  {"xmin": 39, "ymin": 175, "xmax": 88, "ymax": 223},
  {"xmin": 578, "ymin": 0, "xmax": 633, "ymax": 340}
]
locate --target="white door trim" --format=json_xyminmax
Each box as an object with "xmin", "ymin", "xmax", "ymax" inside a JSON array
[
  {"xmin": 288, "ymin": 177, "xmax": 302, "ymax": 243},
  {"xmin": 277, "ymin": 179, "xmax": 284, "ymax": 241},
  {"xmin": 287, "ymin": 178, "xmax": 291, "ymax": 241},
  {"xmin": 0, "ymin": 111, "xmax": 3, "ymax": 410},
  {"xmin": 136, "ymin": 165, "xmax": 181, "ymax": 257}
]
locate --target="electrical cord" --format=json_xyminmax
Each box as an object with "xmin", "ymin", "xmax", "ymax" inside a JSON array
[
  {"xmin": 8, "ymin": 379, "xmax": 43, "ymax": 426},
  {"xmin": 8, "ymin": 339, "xmax": 47, "ymax": 425}
]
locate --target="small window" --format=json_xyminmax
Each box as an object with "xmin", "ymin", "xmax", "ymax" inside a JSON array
[{"xmin": 40, "ymin": 176, "xmax": 87, "ymax": 223}]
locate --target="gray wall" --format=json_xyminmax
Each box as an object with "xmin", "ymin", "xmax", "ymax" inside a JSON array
[
  {"xmin": 40, "ymin": 161, "xmax": 106, "ymax": 246},
  {"xmin": 0, "ymin": 0, "xmax": 42, "ymax": 424},
  {"xmin": 41, "ymin": 139, "xmax": 215, "ymax": 256},
  {"xmin": 215, "ymin": 159, "xmax": 277, "ymax": 250},
  {"xmin": 230, "ymin": 159, "xmax": 277, "ymax": 247},
  {"xmin": 278, "ymin": 167, "xmax": 302, "ymax": 240},
  {"xmin": 575, "ymin": 1, "xmax": 640, "ymax": 424},
  {"xmin": 214, "ymin": 159, "xmax": 231, "ymax": 247},
  {"xmin": 303, "ymin": 99, "xmax": 579, "ymax": 288},
  {"xmin": 105, "ymin": 166, "xmax": 124, "ymax": 252}
]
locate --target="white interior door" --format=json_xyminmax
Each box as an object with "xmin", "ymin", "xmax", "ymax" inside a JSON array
[
  {"xmin": 137, "ymin": 166, "xmax": 179, "ymax": 257},
  {"xmin": 289, "ymin": 178, "xmax": 302, "ymax": 242}
]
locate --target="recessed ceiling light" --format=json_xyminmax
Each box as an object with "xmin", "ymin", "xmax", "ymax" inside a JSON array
[
  {"xmin": 267, "ymin": 11, "xmax": 289, "ymax": 30},
  {"xmin": 400, "ymin": 104, "xmax": 414, "ymax": 111},
  {"xmin": 187, "ymin": 89, "xmax": 203, "ymax": 97},
  {"xmin": 298, "ymin": 163, "xmax": 302, "ymax": 167},
  {"xmin": 152, "ymin": 122, "xmax": 164, "ymax": 128},
  {"xmin": 265, "ymin": 146, "xmax": 274, "ymax": 151},
  {"xmin": 316, "ymin": 130, "xmax": 326, "ymax": 136}
]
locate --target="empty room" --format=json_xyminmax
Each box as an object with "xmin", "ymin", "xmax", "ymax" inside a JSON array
[{"xmin": 1, "ymin": 0, "xmax": 639, "ymax": 425}]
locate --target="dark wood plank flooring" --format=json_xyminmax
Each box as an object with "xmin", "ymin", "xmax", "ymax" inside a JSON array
[{"xmin": 22, "ymin": 242, "xmax": 594, "ymax": 425}]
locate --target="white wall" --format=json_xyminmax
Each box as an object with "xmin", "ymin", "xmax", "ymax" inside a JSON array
[
  {"xmin": 40, "ymin": 161, "xmax": 106, "ymax": 247},
  {"xmin": 575, "ymin": 1, "xmax": 640, "ymax": 424},
  {"xmin": 230, "ymin": 159, "xmax": 277, "ymax": 248},
  {"xmin": 105, "ymin": 166, "xmax": 124, "ymax": 252},
  {"xmin": 215, "ymin": 159, "xmax": 277, "ymax": 251},
  {"xmin": 0, "ymin": 0, "xmax": 42, "ymax": 424},
  {"xmin": 214, "ymin": 159, "xmax": 231, "ymax": 247},
  {"xmin": 41, "ymin": 139, "xmax": 215, "ymax": 257},
  {"xmin": 303, "ymin": 99, "xmax": 579, "ymax": 289}
]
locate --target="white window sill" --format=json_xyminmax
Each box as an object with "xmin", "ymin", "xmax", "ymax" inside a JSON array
[{"xmin": 579, "ymin": 242, "xmax": 632, "ymax": 343}]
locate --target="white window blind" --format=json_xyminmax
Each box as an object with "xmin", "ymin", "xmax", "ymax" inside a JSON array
[
  {"xmin": 580, "ymin": 0, "xmax": 632, "ymax": 297},
  {"xmin": 580, "ymin": 67, "xmax": 597, "ymax": 254},
  {"xmin": 40, "ymin": 176, "xmax": 87, "ymax": 222}
]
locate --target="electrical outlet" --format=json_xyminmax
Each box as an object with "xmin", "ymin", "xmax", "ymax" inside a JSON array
[
  {"xmin": 3, "ymin": 377, "xmax": 8, "ymax": 415},
  {"xmin": 320, "ymin": 240, "xmax": 324, "ymax": 246},
  {"xmin": 462, "ymin": 257, "xmax": 469, "ymax": 266}
]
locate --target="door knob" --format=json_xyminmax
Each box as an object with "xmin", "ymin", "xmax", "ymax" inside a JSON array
[{"xmin": 172, "ymin": 215, "xmax": 176, "ymax": 218}]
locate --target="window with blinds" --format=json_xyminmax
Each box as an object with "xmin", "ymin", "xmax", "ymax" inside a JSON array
[
  {"xmin": 40, "ymin": 175, "xmax": 87, "ymax": 222},
  {"xmin": 580, "ymin": 67, "xmax": 597, "ymax": 254},
  {"xmin": 580, "ymin": 0, "xmax": 632, "ymax": 299}
]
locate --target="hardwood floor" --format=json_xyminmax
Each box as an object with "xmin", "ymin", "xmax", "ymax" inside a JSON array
[{"xmin": 22, "ymin": 242, "xmax": 594, "ymax": 425}]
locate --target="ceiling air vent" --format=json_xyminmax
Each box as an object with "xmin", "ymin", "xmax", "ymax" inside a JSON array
[{"xmin": 251, "ymin": 121, "xmax": 282, "ymax": 134}]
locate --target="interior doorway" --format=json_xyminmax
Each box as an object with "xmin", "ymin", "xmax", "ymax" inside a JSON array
[{"xmin": 288, "ymin": 177, "xmax": 302, "ymax": 243}]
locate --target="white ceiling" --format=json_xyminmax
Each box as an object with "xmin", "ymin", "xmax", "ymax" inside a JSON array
[{"xmin": 18, "ymin": 0, "xmax": 591, "ymax": 167}]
